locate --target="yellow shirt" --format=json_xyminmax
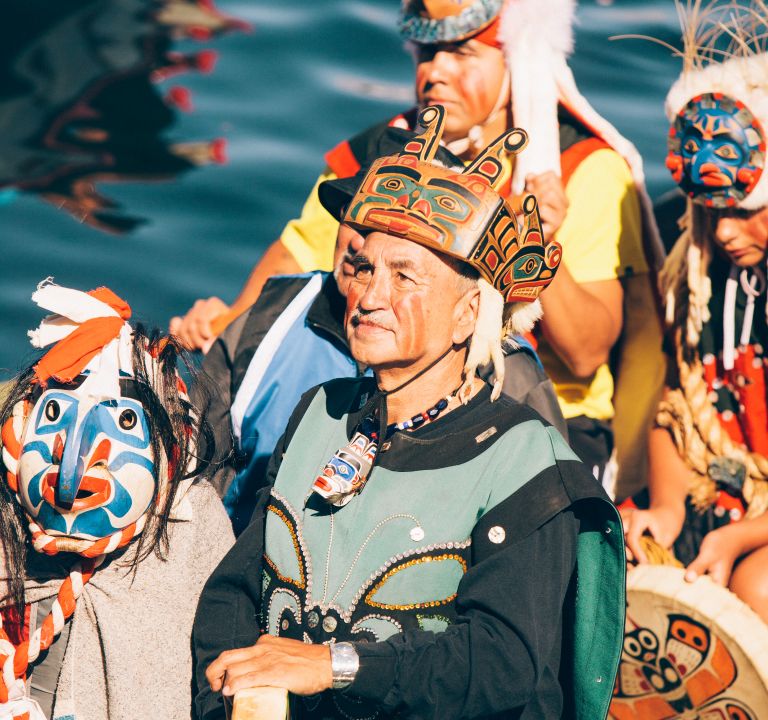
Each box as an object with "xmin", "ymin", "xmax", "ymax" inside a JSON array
[
  {"xmin": 278, "ymin": 148, "xmax": 647, "ymax": 422},
  {"xmin": 536, "ymin": 148, "xmax": 646, "ymax": 421},
  {"xmin": 280, "ymin": 169, "xmax": 340, "ymax": 273}
]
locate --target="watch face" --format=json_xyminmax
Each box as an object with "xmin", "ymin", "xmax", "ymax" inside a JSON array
[{"xmin": 667, "ymin": 92, "xmax": 766, "ymax": 208}]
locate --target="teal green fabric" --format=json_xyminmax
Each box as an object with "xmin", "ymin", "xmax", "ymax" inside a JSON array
[
  {"xmin": 570, "ymin": 503, "xmax": 625, "ymax": 720},
  {"xmin": 264, "ymin": 382, "xmax": 625, "ymax": 718},
  {"xmin": 264, "ymin": 385, "xmax": 570, "ymax": 632}
]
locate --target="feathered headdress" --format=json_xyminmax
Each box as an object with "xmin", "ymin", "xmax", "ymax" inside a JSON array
[
  {"xmin": 399, "ymin": 0, "xmax": 664, "ymax": 266},
  {"xmin": 659, "ymin": 1, "xmax": 768, "ymax": 356}
]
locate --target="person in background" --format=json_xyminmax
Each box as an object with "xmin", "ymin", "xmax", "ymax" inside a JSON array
[
  {"xmin": 621, "ymin": 10, "xmax": 768, "ymax": 622},
  {"xmin": 200, "ymin": 127, "xmax": 566, "ymax": 534},
  {"xmin": 171, "ymin": 0, "xmax": 664, "ymax": 498}
]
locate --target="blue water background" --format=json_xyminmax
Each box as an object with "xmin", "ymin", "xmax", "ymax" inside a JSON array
[{"xmin": 0, "ymin": 0, "xmax": 680, "ymax": 375}]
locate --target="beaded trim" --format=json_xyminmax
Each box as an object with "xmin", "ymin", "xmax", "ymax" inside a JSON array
[
  {"xmin": 417, "ymin": 613, "xmax": 452, "ymax": 628},
  {"xmin": 399, "ymin": 0, "xmax": 503, "ymax": 44},
  {"xmin": 269, "ymin": 490, "xmax": 314, "ymax": 597},
  {"xmin": 347, "ymin": 538, "xmax": 471, "ymax": 619},
  {"xmin": 351, "ymin": 613, "xmax": 404, "ymax": 641},
  {"xmin": 266, "ymin": 586, "xmax": 302, "ymax": 636},
  {"xmin": 265, "ymin": 491, "xmax": 472, "ymax": 624},
  {"xmin": 365, "ymin": 554, "xmax": 468, "ymax": 611},
  {"xmin": 334, "ymin": 693, "xmax": 381, "ymax": 720},
  {"xmin": 265, "ymin": 504, "xmax": 306, "ymax": 589}
]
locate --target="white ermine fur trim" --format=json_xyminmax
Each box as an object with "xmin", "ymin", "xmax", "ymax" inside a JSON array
[
  {"xmin": 504, "ymin": 298, "xmax": 542, "ymax": 336},
  {"xmin": 665, "ymin": 53, "xmax": 768, "ymax": 210},
  {"xmin": 502, "ymin": 0, "xmax": 575, "ymax": 57},
  {"xmin": 501, "ymin": 0, "xmax": 575, "ymax": 192},
  {"xmin": 462, "ymin": 279, "xmax": 504, "ymax": 402},
  {"xmin": 686, "ymin": 239, "xmax": 712, "ymax": 347}
]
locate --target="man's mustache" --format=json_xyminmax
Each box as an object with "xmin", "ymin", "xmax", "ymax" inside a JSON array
[{"xmin": 349, "ymin": 309, "xmax": 394, "ymax": 331}]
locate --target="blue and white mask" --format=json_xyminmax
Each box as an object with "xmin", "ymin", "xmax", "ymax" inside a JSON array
[{"xmin": 17, "ymin": 378, "xmax": 156, "ymax": 541}]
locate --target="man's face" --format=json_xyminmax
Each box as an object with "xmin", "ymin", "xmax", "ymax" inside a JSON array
[
  {"xmin": 345, "ymin": 233, "xmax": 476, "ymax": 371},
  {"xmin": 414, "ymin": 39, "xmax": 507, "ymax": 142},
  {"xmin": 713, "ymin": 206, "xmax": 768, "ymax": 267},
  {"xmin": 333, "ymin": 223, "xmax": 365, "ymax": 297}
]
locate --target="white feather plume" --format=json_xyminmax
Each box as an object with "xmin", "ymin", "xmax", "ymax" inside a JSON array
[{"xmin": 462, "ymin": 278, "xmax": 504, "ymax": 402}]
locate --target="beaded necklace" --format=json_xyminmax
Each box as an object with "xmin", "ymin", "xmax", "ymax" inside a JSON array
[{"xmin": 361, "ymin": 393, "xmax": 453, "ymax": 440}]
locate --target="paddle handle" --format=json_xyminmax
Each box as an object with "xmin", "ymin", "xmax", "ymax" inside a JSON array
[
  {"xmin": 230, "ymin": 687, "xmax": 289, "ymax": 720},
  {"xmin": 210, "ymin": 306, "xmax": 245, "ymax": 336}
]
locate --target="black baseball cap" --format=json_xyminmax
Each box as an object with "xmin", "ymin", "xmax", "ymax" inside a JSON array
[{"xmin": 318, "ymin": 126, "xmax": 464, "ymax": 220}]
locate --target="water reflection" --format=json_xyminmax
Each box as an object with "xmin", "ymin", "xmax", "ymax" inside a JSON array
[{"xmin": 0, "ymin": 0, "xmax": 248, "ymax": 234}]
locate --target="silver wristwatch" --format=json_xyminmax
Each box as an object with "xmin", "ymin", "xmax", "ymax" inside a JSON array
[{"xmin": 330, "ymin": 641, "xmax": 360, "ymax": 689}]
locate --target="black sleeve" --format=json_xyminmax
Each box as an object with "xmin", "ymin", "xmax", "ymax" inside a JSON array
[
  {"xmin": 348, "ymin": 493, "xmax": 578, "ymax": 720},
  {"xmin": 193, "ymin": 383, "xmax": 325, "ymax": 720},
  {"xmin": 195, "ymin": 325, "xmax": 243, "ymax": 500},
  {"xmin": 479, "ymin": 351, "xmax": 569, "ymax": 442}
]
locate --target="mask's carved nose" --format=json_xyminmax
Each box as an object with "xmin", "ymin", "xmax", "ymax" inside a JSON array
[
  {"xmin": 412, "ymin": 198, "xmax": 431, "ymax": 217},
  {"xmin": 52, "ymin": 433, "xmax": 64, "ymax": 465}
]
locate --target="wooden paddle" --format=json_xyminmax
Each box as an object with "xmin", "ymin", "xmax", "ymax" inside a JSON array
[
  {"xmin": 230, "ymin": 687, "xmax": 290, "ymax": 720},
  {"xmin": 210, "ymin": 306, "xmax": 246, "ymax": 337}
]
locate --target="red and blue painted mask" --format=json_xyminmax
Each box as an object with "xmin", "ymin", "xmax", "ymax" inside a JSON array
[{"xmin": 667, "ymin": 92, "xmax": 766, "ymax": 208}]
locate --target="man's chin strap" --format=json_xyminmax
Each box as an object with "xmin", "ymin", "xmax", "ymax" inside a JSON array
[
  {"xmin": 443, "ymin": 71, "xmax": 511, "ymax": 157},
  {"xmin": 367, "ymin": 344, "xmax": 461, "ymax": 442}
]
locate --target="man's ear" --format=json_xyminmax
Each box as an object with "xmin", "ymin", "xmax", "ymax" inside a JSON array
[{"xmin": 452, "ymin": 286, "xmax": 480, "ymax": 346}]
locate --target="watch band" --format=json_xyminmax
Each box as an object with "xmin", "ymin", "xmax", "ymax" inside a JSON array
[{"xmin": 330, "ymin": 641, "xmax": 360, "ymax": 689}]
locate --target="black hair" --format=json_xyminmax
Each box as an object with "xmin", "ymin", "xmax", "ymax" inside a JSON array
[{"xmin": 0, "ymin": 325, "xmax": 214, "ymax": 615}]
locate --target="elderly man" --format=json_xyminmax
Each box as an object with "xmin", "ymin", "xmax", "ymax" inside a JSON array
[
  {"xmin": 172, "ymin": 0, "xmax": 663, "ymax": 496},
  {"xmin": 193, "ymin": 108, "xmax": 624, "ymax": 720},
  {"xmin": 200, "ymin": 128, "xmax": 566, "ymax": 533}
]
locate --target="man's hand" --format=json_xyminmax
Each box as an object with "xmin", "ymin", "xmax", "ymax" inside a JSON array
[
  {"xmin": 206, "ymin": 635, "xmax": 333, "ymax": 697},
  {"xmin": 524, "ymin": 172, "xmax": 569, "ymax": 238},
  {"xmin": 621, "ymin": 505, "xmax": 685, "ymax": 564},
  {"xmin": 169, "ymin": 296, "xmax": 229, "ymax": 353},
  {"xmin": 685, "ymin": 524, "xmax": 746, "ymax": 587}
]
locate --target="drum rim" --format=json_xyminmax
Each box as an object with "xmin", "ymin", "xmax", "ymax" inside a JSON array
[{"xmin": 626, "ymin": 564, "xmax": 768, "ymax": 688}]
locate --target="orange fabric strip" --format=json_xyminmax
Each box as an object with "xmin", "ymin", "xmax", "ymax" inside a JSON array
[
  {"xmin": 87, "ymin": 287, "xmax": 131, "ymax": 320},
  {"xmin": 33, "ymin": 316, "xmax": 126, "ymax": 385},
  {"xmin": 560, "ymin": 137, "xmax": 611, "ymax": 187},
  {"xmin": 472, "ymin": 17, "xmax": 501, "ymax": 49},
  {"xmin": 324, "ymin": 140, "xmax": 361, "ymax": 179}
]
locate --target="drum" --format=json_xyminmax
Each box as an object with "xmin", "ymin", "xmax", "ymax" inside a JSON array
[
  {"xmin": 230, "ymin": 687, "xmax": 289, "ymax": 720},
  {"xmin": 609, "ymin": 564, "xmax": 768, "ymax": 719}
]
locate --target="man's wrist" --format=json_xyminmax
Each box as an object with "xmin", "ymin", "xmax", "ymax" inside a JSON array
[{"xmin": 330, "ymin": 642, "xmax": 359, "ymax": 689}]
